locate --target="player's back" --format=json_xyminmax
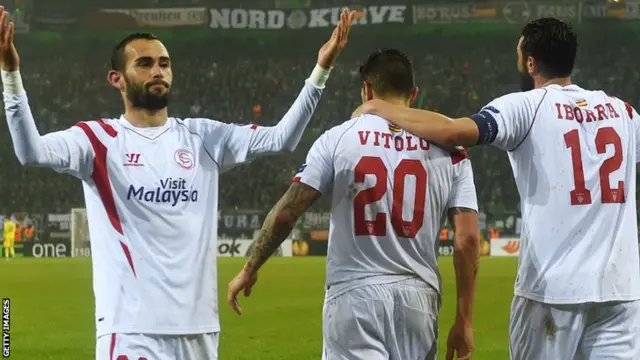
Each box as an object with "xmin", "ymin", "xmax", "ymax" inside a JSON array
[
  {"xmin": 509, "ymin": 84, "xmax": 640, "ymax": 303},
  {"xmin": 323, "ymin": 114, "xmax": 471, "ymax": 301}
]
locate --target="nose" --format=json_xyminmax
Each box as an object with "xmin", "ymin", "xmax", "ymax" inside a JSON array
[{"xmin": 151, "ymin": 63, "xmax": 165, "ymax": 79}]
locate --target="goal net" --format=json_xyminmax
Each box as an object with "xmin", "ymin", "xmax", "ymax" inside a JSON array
[{"xmin": 70, "ymin": 208, "xmax": 91, "ymax": 257}]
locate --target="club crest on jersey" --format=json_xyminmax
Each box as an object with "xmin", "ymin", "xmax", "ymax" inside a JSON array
[
  {"xmin": 127, "ymin": 177, "xmax": 198, "ymax": 206},
  {"xmin": 175, "ymin": 149, "xmax": 195, "ymax": 169}
]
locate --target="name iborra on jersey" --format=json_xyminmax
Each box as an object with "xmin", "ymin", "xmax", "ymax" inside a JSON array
[{"xmin": 127, "ymin": 177, "xmax": 198, "ymax": 207}]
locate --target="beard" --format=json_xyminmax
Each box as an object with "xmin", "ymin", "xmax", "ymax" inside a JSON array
[
  {"xmin": 125, "ymin": 77, "xmax": 170, "ymax": 111},
  {"xmin": 519, "ymin": 70, "xmax": 535, "ymax": 92}
]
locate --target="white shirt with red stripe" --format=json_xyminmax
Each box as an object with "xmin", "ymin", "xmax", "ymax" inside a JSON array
[
  {"xmin": 293, "ymin": 114, "xmax": 478, "ymax": 301},
  {"xmin": 474, "ymin": 84, "xmax": 640, "ymax": 304},
  {"xmin": 4, "ymin": 79, "xmax": 324, "ymax": 336}
]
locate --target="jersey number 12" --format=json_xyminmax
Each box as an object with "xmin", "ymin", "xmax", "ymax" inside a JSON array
[
  {"xmin": 353, "ymin": 156, "xmax": 427, "ymax": 238},
  {"xmin": 564, "ymin": 126, "xmax": 625, "ymax": 205}
]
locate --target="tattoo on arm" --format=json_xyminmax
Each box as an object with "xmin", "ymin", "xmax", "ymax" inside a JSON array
[{"xmin": 245, "ymin": 182, "xmax": 321, "ymax": 272}]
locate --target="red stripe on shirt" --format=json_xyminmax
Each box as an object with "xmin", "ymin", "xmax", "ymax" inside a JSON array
[
  {"xmin": 624, "ymin": 102, "xmax": 634, "ymax": 119},
  {"xmin": 451, "ymin": 148, "xmax": 469, "ymax": 165},
  {"xmin": 292, "ymin": 176, "xmax": 301, "ymax": 182},
  {"xmin": 97, "ymin": 119, "xmax": 118, "ymax": 138},
  {"xmin": 76, "ymin": 122, "xmax": 136, "ymax": 277}
]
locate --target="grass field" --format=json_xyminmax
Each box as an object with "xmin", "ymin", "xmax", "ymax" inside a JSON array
[{"xmin": 0, "ymin": 256, "xmax": 517, "ymax": 360}]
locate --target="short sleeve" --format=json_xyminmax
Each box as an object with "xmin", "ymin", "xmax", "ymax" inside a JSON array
[
  {"xmin": 447, "ymin": 159, "xmax": 478, "ymax": 211},
  {"xmin": 292, "ymin": 132, "xmax": 334, "ymax": 194},
  {"xmin": 469, "ymin": 91, "xmax": 545, "ymax": 151}
]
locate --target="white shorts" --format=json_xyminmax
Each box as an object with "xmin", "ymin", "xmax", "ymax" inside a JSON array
[
  {"xmin": 322, "ymin": 278, "xmax": 439, "ymax": 360},
  {"xmin": 509, "ymin": 296, "xmax": 640, "ymax": 360},
  {"xmin": 96, "ymin": 332, "xmax": 219, "ymax": 360}
]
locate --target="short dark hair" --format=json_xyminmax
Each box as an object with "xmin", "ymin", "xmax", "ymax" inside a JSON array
[
  {"xmin": 110, "ymin": 32, "xmax": 160, "ymax": 71},
  {"xmin": 359, "ymin": 49, "xmax": 415, "ymax": 98},
  {"xmin": 520, "ymin": 18, "xmax": 577, "ymax": 78}
]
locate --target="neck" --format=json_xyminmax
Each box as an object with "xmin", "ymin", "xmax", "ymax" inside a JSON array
[
  {"xmin": 123, "ymin": 106, "xmax": 168, "ymax": 128},
  {"xmin": 373, "ymin": 96, "xmax": 409, "ymax": 107},
  {"xmin": 535, "ymin": 76, "xmax": 572, "ymax": 89}
]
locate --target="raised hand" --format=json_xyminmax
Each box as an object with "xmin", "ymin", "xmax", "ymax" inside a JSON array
[
  {"xmin": 317, "ymin": 9, "xmax": 356, "ymax": 69},
  {"xmin": 0, "ymin": 6, "xmax": 18, "ymax": 71}
]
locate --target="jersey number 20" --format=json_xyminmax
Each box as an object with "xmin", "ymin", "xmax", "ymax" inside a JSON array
[
  {"xmin": 564, "ymin": 126, "xmax": 625, "ymax": 205},
  {"xmin": 353, "ymin": 156, "xmax": 426, "ymax": 238}
]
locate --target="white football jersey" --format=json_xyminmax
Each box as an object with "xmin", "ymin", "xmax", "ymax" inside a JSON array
[
  {"xmin": 474, "ymin": 84, "xmax": 640, "ymax": 304},
  {"xmin": 294, "ymin": 114, "xmax": 478, "ymax": 301},
  {"xmin": 4, "ymin": 80, "xmax": 323, "ymax": 336}
]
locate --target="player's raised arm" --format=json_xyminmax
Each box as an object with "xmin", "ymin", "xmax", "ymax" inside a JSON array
[
  {"xmin": 0, "ymin": 7, "xmax": 93, "ymax": 179},
  {"xmin": 217, "ymin": 10, "xmax": 355, "ymax": 169},
  {"xmin": 444, "ymin": 156, "xmax": 479, "ymax": 360},
  {"xmin": 362, "ymin": 91, "xmax": 543, "ymax": 151}
]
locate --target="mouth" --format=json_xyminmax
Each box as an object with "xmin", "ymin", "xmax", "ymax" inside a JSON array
[{"xmin": 147, "ymin": 81, "xmax": 169, "ymax": 89}]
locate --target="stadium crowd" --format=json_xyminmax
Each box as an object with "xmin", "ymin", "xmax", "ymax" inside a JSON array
[{"xmin": 0, "ymin": 28, "xmax": 637, "ymax": 224}]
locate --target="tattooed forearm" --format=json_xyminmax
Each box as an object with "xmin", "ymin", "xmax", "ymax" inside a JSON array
[{"xmin": 244, "ymin": 182, "xmax": 321, "ymax": 273}]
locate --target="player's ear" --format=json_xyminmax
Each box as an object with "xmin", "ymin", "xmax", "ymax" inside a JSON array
[
  {"xmin": 107, "ymin": 70, "xmax": 123, "ymax": 90},
  {"xmin": 364, "ymin": 81, "xmax": 374, "ymax": 101},
  {"xmin": 408, "ymin": 87, "xmax": 419, "ymax": 106},
  {"xmin": 527, "ymin": 56, "xmax": 536, "ymax": 75}
]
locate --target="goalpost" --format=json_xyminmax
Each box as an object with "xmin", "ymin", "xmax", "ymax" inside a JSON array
[{"xmin": 70, "ymin": 208, "xmax": 91, "ymax": 257}]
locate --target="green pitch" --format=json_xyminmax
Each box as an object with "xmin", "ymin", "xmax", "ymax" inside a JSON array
[{"xmin": 0, "ymin": 256, "xmax": 516, "ymax": 359}]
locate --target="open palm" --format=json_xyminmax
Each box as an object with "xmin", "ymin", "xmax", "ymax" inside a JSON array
[
  {"xmin": 0, "ymin": 6, "xmax": 19, "ymax": 71},
  {"xmin": 317, "ymin": 9, "xmax": 356, "ymax": 69}
]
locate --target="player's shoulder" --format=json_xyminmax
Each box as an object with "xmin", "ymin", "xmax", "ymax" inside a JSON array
[
  {"xmin": 318, "ymin": 116, "xmax": 365, "ymax": 141},
  {"xmin": 427, "ymin": 144, "xmax": 472, "ymax": 168},
  {"xmin": 173, "ymin": 117, "xmax": 234, "ymax": 134},
  {"xmin": 72, "ymin": 118, "xmax": 120, "ymax": 138},
  {"xmin": 597, "ymin": 92, "xmax": 637, "ymax": 119},
  {"xmin": 487, "ymin": 88, "xmax": 548, "ymax": 109}
]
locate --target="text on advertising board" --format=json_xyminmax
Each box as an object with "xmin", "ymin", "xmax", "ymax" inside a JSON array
[{"xmin": 209, "ymin": 6, "xmax": 406, "ymax": 29}]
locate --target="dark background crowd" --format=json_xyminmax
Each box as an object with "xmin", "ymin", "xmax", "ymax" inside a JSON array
[{"xmin": 0, "ymin": 2, "xmax": 638, "ymax": 232}]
